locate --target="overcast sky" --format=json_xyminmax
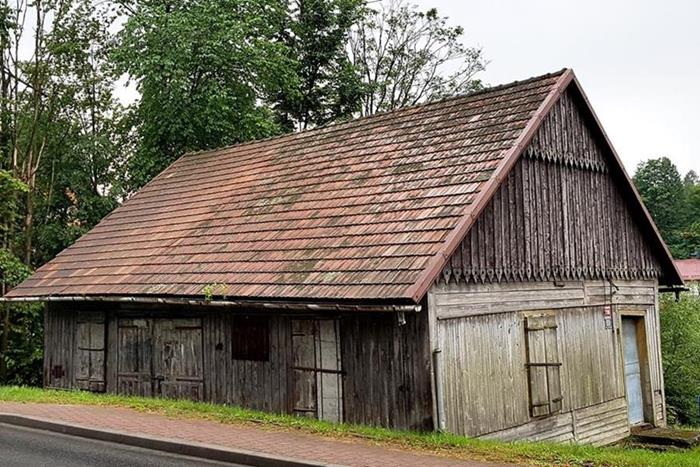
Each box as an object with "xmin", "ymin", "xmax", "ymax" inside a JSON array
[{"xmin": 421, "ymin": 0, "xmax": 699, "ymax": 176}]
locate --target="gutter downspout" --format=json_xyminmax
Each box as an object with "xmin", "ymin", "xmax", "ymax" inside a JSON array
[
  {"xmin": 432, "ymin": 348, "xmax": 446, "ymax": 431},
  {"xmin": 657, "ymin": 286, "xmax": 689, "ymax": 302}
]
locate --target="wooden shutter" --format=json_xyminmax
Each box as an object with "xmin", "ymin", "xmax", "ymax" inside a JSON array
[{"xmin": 525, "ymin": 314, "xmax": 562, "ymax": 417}]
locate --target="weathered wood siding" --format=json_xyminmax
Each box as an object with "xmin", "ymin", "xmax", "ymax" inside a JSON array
[
  {"xmin": 443, "ymin": 89, "xmax": 665, "ymax": 285},
  {"xmin": 428, "ymin": 279, "xmax": 663, "ymax": 444},
  {"xmin": 341, "ymin": 311, "xmax": 433, "ymax": 431},
  {"xmin": 44, "ymin": 305, "xmax": 74, "ymax": 389},
  {"xmin": 432, "ymin": 280, "xmax": 658, "ymax": 319},
  {"xmin": 202, "ymin": 313, "xmax": 293, "ymax": 413},
  {"xmin": 429, "ymin": 87, "xmax": 670, "ymax": 442},
  {"xmin": 487, "ymin": 397, "xmax": 629, "ymax": 445},
  {"xmin": 44, "ymin": 303, "xmax": 433, "ymax": 431},
  {"xmin": 73, "ymin": 312, "xmax": 106, "ymax": 392}
]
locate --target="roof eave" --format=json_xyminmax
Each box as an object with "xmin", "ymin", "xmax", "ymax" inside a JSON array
[{"xmin": 0, "ymin": 294, "xmax": 422, "ymax": 313}]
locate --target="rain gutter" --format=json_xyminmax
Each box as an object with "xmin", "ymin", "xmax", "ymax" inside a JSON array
[{"xmin": 0, "ymin": 295, "xmax": 422, "ymax": 313}]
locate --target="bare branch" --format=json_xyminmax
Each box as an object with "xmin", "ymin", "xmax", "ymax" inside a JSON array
[{"xmin": 349, "ymin": 0, "xmax": 485, "ymax": 116}]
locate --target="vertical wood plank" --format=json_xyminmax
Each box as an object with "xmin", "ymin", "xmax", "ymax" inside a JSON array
[{"xmin": 440, "ymin": 88, "xmax": 664, "ymax": 285}]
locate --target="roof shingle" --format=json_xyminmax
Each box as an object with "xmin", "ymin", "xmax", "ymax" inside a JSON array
[
  {"xmin": 7, "ymin": 70, "xmax": 571, "ymax": 303},
  {"xmin": 675, "ymin": 259, "xmax": 700, "ymax": 281}
]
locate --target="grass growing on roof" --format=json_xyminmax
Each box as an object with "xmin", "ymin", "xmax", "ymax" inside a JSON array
[{"xmin": 1, "ymin": 386, "xmax": 700, "ymax": 466}]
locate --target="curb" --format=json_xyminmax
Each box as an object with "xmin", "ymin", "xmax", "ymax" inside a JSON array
[{"xmin": 0, "ymin": 413, "xmax": 345, "ymax": 467}]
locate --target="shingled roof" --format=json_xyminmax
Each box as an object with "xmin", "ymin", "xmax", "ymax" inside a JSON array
[
  {"xmin": 5, "ymin": 69, "xmax": 681, "ymax": 304},
  {"xmin": 675, "ymin": 259, "xmax": 700, "ymax": 281}
]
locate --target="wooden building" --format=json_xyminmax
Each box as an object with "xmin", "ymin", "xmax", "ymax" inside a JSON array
[{"xmin": 4, "ymin": 69, "xmax": 683, "ymax": 444}]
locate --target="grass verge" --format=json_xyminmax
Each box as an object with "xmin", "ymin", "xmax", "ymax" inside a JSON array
[{"xmin": 0, "ymin": 386, "xmax": 699, "ymax": 466}]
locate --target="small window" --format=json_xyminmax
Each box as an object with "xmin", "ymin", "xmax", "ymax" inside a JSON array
[
  {"xmin": 525, "ymin": 313, "xmax": 562, "ymax": 417},
  {"xmin": 232, "ymin": 316, "xmax": 269, "ymax": 361}
]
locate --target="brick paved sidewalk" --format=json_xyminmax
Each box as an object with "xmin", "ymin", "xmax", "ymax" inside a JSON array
[{"xmin": 0, "ymin": 403, "xmax": 511, "ymax": 467}]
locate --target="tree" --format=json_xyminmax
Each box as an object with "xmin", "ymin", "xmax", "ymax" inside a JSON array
[
  {"xmin": 275, "ymin": 0, "xmax": 365, "ymax": 131},
  {"xmin": 0, "ymin": 169, "xmax": 35, "ymax": 382},
  {"xmin": 683, "ymin": 170, "xmax": 700, "ymax": 248},
  {"xmin": 0, "ymin": 170, "xmax": 27, "ymax": 252},
  {"xmin": 0, "ymin": 0, "xmax": 491, "ymax": 386},
  {"xmin": 633, "ymin": 157, "xmax": 686, "ymax": 256},
  {"xmin": 0, "ymin": 0, "xmax": 123, "ymax": 384},
  {"xmin": 348, "ymin": 0, "xmax": 486, "ymax": 116},
  {"xmin": 683, "ymin": 170, "xmax": 698, "ymax": 188},
  {"xmin": 0, "ymin": 249, "xmax": 39, "ymax": 384},
  {"xmin": 0, "ymin": 0, "xmax": 123, "ymax": 266},
  {"xmin": 31, "ymin": 0, "xmax": 125, "ymax": 264},
  {"xmin": 633, "ymin": 157, "xmax": 700, "ymax": 258},
  {"xmin": 113, "ymin": 0, "xmax": 297, "ymax": 191},
  {"xmin": 660, "ymin": 293, "xmax": 700, "ymax": 425}
]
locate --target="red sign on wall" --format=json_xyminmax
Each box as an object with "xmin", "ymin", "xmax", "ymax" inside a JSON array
[{"xmin": 603, "ymin": 305, "xmax": 613, "ymax": 330}]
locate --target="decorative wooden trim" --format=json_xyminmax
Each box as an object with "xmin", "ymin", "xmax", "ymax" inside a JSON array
[
  {"xmin": 410, "ymin": 69, "xmax": 682, "ymax": 302},
  {"xmin": 408, "ymin": 70, "xmax": 576, "ymax": 302},
  {"xmin": 566, "ymin": 76, "xmax": 683, "ymax": 287}
]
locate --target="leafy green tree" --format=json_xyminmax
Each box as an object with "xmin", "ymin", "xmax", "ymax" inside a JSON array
[
  {"xmin": 686, "ymin": 184, "xmax": 700, "ymax": 239},
  {"xmin": 113, "ymin": 0, "xmax": 296, "ymax": 191},
  {"xmin": 0, "ymin": 0, "xmax": 123, "ymax": 385},
  {"xmin": 633, "ymin": 157, "xmax": 687, "ymax": 257},
  {"xmin": 348, "ymin": 0, "xmax": 486, "ymax": 116},
  {"xmin": 275, "ymin": 0, "xmax": 365, "ymax": 131},
  {"xmin": 683, "ymin": 170, "xmax": 698, "ymax": 188},
  {"xmin": 660, "ymin": 293, "xmax": 700, "ymax": 425},
  {"xmin": 0, "ymin": 170, "xmax": 27, "ymax": 251},
  {"xmin": 0, "ymin": 0, "xmax": 491, "ymax": 386},
  {"xmin": 0, "ymin": 250, "xmax": 40, "ymax": 385},
  {"xmin": 0, "ymin": 171, "xmax": 36, "ymax": 382},
  {"xmin": 30, "ymin": 0, "xmax": 125, "ymax": 264},
  {"xmin": 0, "ymin": 0, "xmax": 123, "ymax": 266},
  {"xmin": 676, "ymin": 222, "xmax": 700, "ymax": 259}
]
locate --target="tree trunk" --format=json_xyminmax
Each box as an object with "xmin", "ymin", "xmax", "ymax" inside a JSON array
[{"xmin": 23, "ymin": 188, "xmax": 33, "ymax": 265}]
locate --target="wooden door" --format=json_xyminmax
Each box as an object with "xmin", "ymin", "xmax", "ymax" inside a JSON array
[
  {"xmin": 116, "ymin": 318, "xmax": 204, "ymax": 400},
  {"xmin": 153, "ymin": 318, "xmax": 204, "ymax": 400},
  {"xmin": 291, "ymin": 319, "xmax": 343, "ymax": 422},
  {"xmin": 116, "ymin": 318, "xmax": 154, "ymax": 396},
  {"xmin": 622, "ymin": 317, "xmax": 644, "ymax": 425},
  {"xmin": 73, "ymin": 312, "xmax": 106, "ymax": 392}
]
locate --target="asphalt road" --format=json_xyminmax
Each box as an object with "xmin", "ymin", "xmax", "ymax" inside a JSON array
[{"xmin": 0, "ymin": 423, "xmax": 249, "ymax": 467}]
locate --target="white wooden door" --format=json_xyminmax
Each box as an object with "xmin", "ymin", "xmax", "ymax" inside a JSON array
[{"xmin": 622, "ymin": 318, "xmax": 644, "ymax": 425}]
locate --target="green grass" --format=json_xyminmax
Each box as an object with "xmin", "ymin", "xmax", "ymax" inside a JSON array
[{"xmin": 1, "ymin": 386, "xmax": 699, "ymax": 466}]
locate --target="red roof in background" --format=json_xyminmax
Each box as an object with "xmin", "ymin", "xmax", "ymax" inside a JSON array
[
  {"xmin": 675, "ymin": 259, "xmax": 700, "ymax": 281},
  {"xmin": 4, "ymin": 68, "xmax": 681, "ymax": 304}
]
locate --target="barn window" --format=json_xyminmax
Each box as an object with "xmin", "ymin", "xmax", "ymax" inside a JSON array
[
  {"xmin": 524, "ymin": 313, "xmax": 563, "ymax": 417},
  {"xmin": 232, "ymin": 316, "xmax": 269, "ymax": 361}
]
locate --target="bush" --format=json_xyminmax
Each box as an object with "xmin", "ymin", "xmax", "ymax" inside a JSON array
[
  {"xmin": 0, "ymin": 249, "xmax": 43, "ymax": 386},
  {"xmin": 2, "ymin": 302, "xmax": 43, "ymax": 386},
  {"xmin": 660, "ymin": 293, "xmax": 700, "ymax": 425}
]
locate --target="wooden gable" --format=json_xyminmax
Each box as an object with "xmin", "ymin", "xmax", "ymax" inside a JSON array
[{"xmin": 442, "ymin": 86, "xmax": 668, "ymax": 285}]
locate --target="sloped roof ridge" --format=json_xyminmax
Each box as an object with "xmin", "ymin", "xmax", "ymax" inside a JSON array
[{"xmin": 182, "ymin": 68, "xmax": 570, "ymax": 159}]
